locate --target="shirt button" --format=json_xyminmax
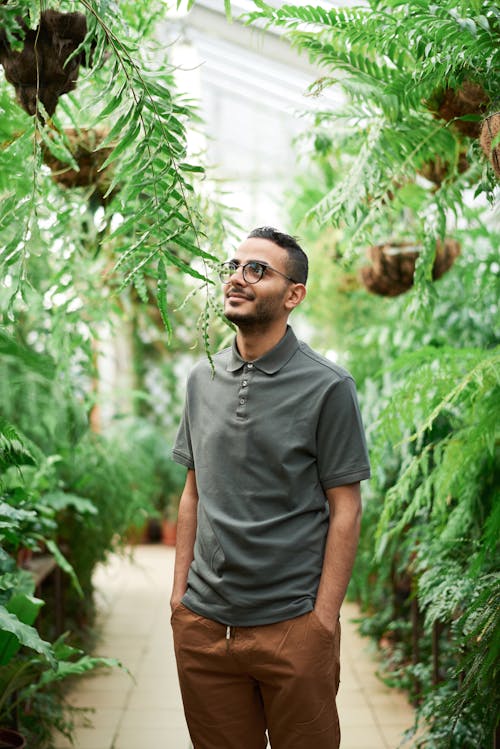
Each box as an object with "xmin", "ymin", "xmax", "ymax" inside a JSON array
[
  {"xmin": 239, "ymin": 398, "xmax": 245, "ymax": 405},
  {"xmin": 242, "ymin": 380, "xmax": 248, "ymax": 387},
  {"xmin": 247, "ymin": 363, "xmax": 253, "ymax": 369}
]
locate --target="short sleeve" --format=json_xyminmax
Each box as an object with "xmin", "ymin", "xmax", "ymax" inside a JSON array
[
  {"xmin": 317, "ymin": 377, "xmax": 371, "ymax": 489},
  {"xmin": 172, "ymin": 399, "xmax": 195, "ymax": 469}
]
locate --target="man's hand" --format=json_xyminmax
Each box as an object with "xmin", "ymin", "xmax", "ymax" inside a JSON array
[
  {"xmin": 313, "ymin": 604, "xmax": 339, "ymax": 635},
  {"xmin": 313, "ymin": 482, "xmax": 362, "ymax": 633},
  {"xmin": 170, "ymin": 596, "xmax": 182, "ymax": 614},
  {"xmin": 169, "ymin": 469, "xmax": 198, "ymax": 619}
]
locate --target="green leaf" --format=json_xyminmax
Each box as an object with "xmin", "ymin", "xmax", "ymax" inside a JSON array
[
  {"xmin": 45, "ymin": 539, "xmax": 83, "ymax": 598},
  {"xmin": 99, "ymin": 120, "xmax": 142, "ymax": 171},
  {"xmin": 35, "ymin": 654, "xmax": 124, "ymax": 688},
  {"xmin": 0, "ymin": 593, "xmax": 44, "ymax": 665},
  {"xmin": 37, "ymin": 127, "xmax": 80, "ymax": 172},
  {"xmin": 157, "ymin": 258, "xmax": 173, "ymax": 341},
  {"xmin": 40, "ymin": 491, "xmax": 98, "ymax": 516},
  {"xmin": 98, "ymin": 103, "xmax": 138, "ymax": 150},
  {"xmin": 93, "ymin": 85, "xmax": 127, "ymax": 123},
  {"xmin": 0, "ymin": 330, "xmax": 55, "ymax": 378},
  {"xmin": 0, "ymin": 605, "xmax": 54, "ymax": 666}
]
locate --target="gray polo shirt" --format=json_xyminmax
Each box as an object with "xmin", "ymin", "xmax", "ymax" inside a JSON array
[{"xmin": 172, "ymin": 326, "xmax": 370, "ymax": 626}]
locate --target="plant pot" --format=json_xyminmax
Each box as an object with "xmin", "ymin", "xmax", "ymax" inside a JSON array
[
  {"xmin": 360, "ymin": 238, "xmax": 460, "ymax": 296},
  {"xmin": 162, "ymin": 519, "xmax": 177, "ymax": 547},
  {"xmin": 0, "ymin": 728, "xmax": 26, "ymax": 749}
]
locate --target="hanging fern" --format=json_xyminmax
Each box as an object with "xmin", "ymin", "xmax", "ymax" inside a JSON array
[
  {"xmin": 247, "ymin": 0, "xmax": 500, "ymax": 271},
  {"xmin": 0, "ymin": 0, "xmax": 219, "ymax": 336}
]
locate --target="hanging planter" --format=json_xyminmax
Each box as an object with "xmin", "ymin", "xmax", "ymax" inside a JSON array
[
  {"xmin": 0, "ymin": 10, "xmax": 89, "ymax": 117},
  {"xmin": 0, "ymin": 728, "xmax": 26, "ymax": 749},
  {"xmin": 479, "ymin": 112, "xmax": 500, "ymax": 179},
  {"xmin": 418, "ymin": 151, "xmax": 469, "ymax": 187},
  {"xmin": 427, "ymin": 81, "xmax": 490, "ymax": 138},
  {"xmin": 360, "ymin": 238, "xmax": 460, "ymax": 297},
  {"xmin": 41, "ymin": 127, "xmax": 116, "ymax": 203}
]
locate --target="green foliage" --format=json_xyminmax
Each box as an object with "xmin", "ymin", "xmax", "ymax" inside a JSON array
[
  {"xmin": 0, "ymin": 632, "xmax": 121, "ymax": 746},
  {"xmin": 0, "ymin": 410, "xmax": 122, "ymax": 743},
  {"xmin": 0, "ymin": 598, "xmax": 52, "ymax": 667},
  {"xmin": 248, "ymin": 0, "xmax": 499, "ymax": 287},
  {"xmin": 0, "ymin": 0, "xmax": 218, "ymax": 333},
  {"xmin": 0, "ymin": 1, "xmax": 234, "ymax": 743},
  {"xmin": 275, "ymin": 2, "xmax": 500, "ymax": 741}
]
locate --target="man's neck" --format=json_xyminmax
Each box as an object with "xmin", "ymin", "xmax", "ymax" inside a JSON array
[{"xmin": 236, "ymin": 322, "xmax": 288, "ymax": 362}]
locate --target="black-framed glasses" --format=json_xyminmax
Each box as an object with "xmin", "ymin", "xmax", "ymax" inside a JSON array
[{"xmin": 218, "ymin": 260, "xmax": 298, "ymax": 285}]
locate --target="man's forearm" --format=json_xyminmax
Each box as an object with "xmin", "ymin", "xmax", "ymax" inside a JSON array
[
  {"xmin": 314, "ymin": 483, "xmax": 362, "ymax": 631},
  {"xmin": 170, "ymin": 469, "xmax": 198, "ymax": 610}
]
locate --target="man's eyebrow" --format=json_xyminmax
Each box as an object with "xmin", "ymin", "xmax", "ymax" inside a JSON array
[{"xmin": 235, "ymin": 259, "xmax": 270, "ymax": 266}]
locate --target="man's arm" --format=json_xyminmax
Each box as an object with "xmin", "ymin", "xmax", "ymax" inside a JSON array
[
  {"xmin": 313, "ymin": 482, "xmax": 362, "ymax": 632},
  {"xmin": 170, "ymin": 468, "xmax": 198, "ymax": 612}
]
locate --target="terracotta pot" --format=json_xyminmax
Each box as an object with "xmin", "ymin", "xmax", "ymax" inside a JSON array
[
  {"xmin": 162, "ymin": 519, "xmax": 177, "ymax": 547},
  {"xmin": 0, "ymin": 728, "xmax": 26, "ymax": 749}
]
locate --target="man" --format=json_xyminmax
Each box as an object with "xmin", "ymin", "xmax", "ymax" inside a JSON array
[{"xmin": 170, "ymin": 227, "xmax": 371, "ymax": 749}]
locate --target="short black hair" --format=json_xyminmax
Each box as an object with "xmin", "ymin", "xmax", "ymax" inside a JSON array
[{"xmin": 247, "ymin": 226, "xmax": 308, "ymax": 285}]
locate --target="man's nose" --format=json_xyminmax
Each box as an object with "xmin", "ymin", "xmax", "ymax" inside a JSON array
[{"xmin": 229, "ymin": 265, "xmax": 246, "ymax": 284}]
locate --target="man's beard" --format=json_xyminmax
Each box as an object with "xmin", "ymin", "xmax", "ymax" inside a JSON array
[{"xmin": 224, "ymin": 293, "xmax": 284, "ymax": 330}]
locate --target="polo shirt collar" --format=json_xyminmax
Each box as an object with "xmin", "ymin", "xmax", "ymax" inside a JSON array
[{"xmin": 227, "ymin": 326, "xmax": 299, "ymax": 374}]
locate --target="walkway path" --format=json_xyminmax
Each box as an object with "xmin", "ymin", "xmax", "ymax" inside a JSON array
[{"xmin": 54, "ymin": 545, "xmax": 415, "ymax": 749}]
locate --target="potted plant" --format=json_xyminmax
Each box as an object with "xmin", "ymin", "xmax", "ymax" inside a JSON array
[{"xmin": 162, "ymin": 501, "xmax": 178, "ymax": 547}]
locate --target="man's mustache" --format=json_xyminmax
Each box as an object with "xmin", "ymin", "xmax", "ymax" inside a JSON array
[{"xmin": 225, "ymin": 288, "xmax": 255, "ymax": 300}]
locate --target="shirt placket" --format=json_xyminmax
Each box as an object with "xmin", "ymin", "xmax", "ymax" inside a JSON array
[{"xmin": 236, "ymin": 362, "xmax": 254, "ymax": 419}]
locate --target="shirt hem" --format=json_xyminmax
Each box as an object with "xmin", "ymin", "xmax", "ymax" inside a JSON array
[
  {"xmin": 171, "ymin": 450, "xmax": 194, "ymax": 469},
  {"xmin": 182, "ymin": 593, "xmax": 314, "ymax": 627}
]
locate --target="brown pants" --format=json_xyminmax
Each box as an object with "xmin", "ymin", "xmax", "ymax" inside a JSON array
[{"xmin": 171, "ymin": 603, "xmax": 341, "ymax": 749}]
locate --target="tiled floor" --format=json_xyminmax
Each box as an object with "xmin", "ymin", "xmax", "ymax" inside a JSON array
[{"xmin": 53, "ymin": 545, "xmax": 416, "ymax": 749}]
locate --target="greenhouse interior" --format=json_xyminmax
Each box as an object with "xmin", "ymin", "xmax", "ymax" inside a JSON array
[{"xmin": 0, "ymin": 0, "xmax": 498, "ymax": 748}]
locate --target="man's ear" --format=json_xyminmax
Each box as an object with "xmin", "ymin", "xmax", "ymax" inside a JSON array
[{"xmin": 285, "ymin": 283, "xmax": 306, "ymax": 311}]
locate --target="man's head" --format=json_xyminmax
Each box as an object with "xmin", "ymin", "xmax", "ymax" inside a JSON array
[
  {"xmin": 221, "ymin": 227, "xmax": 307, "ymax": 331},
  {"xmin": 247, "ymin": 227, "xmax": 308, "ymax": 286}
]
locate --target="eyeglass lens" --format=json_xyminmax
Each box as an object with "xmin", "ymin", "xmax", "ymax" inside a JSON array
[{"xmin": 220, "ymin": 262, "xmax": 264, "ymax": 284}]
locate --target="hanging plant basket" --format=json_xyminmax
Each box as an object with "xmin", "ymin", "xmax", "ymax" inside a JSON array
[
  {"xmin": 418, "ymin": 151, "xmax": 469, "ymax": 187},
  {"xmin": 428, "ymin": 81, "xmax": 490, "ymax": 138},
  {"xmin": 360, "ymin": 238, "xmax": 460, "ymax": 297},
  {"xmin": 0, "ymin": 728, "xmax": 26, "ymax": 749},
  {"xmin": 479, "ymin": 112, "xmax": 500, "ymax": 179},
  {"xmin": 0, "ymin": 10, "xmax": 89, "ymax": 117},
  {"xmin": 41, "ymin": 127, "xmax": 116, "ymax": 202}
]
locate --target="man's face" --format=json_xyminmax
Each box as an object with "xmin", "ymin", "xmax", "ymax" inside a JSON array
[{"xmin": 223, "ymin": 238, "xmax": 294, "ymax": 329}]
